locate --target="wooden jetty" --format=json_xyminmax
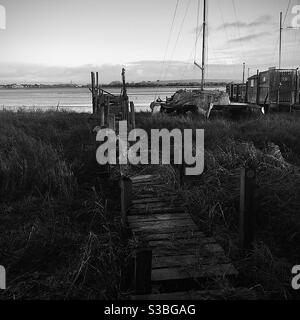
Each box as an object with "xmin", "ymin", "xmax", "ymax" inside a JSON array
[
  {"xmin": 90, "ymin": 68, "xmax": 135, "ymax": 130},
  {"xmin": 90, "ymin": 69, "xmax": 257, "ymax": 299},
  {"xmin": 124, "ymin": 174, "xmax": 256, "ymax": 300}
]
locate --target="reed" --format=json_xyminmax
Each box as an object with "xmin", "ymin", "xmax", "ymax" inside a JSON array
[
  {"xmin": 135, "ymin": 111, "xmax": 300, "ymax": 299},
  {"xmin": 0, "ymin": 110, "xmax": 128, "ymax": 300}
]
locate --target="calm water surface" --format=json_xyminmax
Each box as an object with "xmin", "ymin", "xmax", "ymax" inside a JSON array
[{"xmin": 0, "ymin": 87, "xmax": 224, "ymax": 113}]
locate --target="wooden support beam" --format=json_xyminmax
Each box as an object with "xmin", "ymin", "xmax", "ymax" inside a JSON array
[
  {"xmin": 108, "ymin": 114, "xmax": 116, "ymax": 131},
  {"xmin": 104, "ymin": 96, "xmax": 110, "ymax": 126},
  {"xmin": 130, "ymin": 102, "xmax": 136, "ymax": 130},
  {"xmin": 91, "ymin": 72, "xmax": 95, "ymax": 114},
  {"xmin": 99, "ymin": 95, "xmax": 105, "ymax": 127},
  {"xmin": 119, "ymin": 176, "xmax": 133, "ymax": 226},
  {"xmin": 121, "ymin": 99, "xmax": 128, "ymax": 121},
  {"xmin": 96, "ymin": 72, "xmax": 99, "ymax": 92},
  {"xmin": 135, "ymin": 247, "xmax": 152, "ymax": 295},
  {"xmin": 239, "ymin": 166, "xmax": 256, "ymax": 251},
  {"xmin": 126, "ymin": 101, "xmax": 130, "ymax": 122}
]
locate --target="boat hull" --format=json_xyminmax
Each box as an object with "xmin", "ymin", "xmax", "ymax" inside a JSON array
[{"xmin": 150, "ymin": 89, "xmax": 230, "ymax": 117}]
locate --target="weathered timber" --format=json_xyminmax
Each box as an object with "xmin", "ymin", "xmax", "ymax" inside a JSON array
[
  {"xmin": 127, "ymin": 173, "xmax": 239, "ymax": 299},
  {"xmin": 128, "ymin": 213, "xmax": 191, "ymax": 223},
  {"xmin": 108, "ymin": 114, "xmax": 116, "ymax": 131},
  {"xmin": 119, "ymin": 176, "xmax": 132, "ymax": 226},
  {"xmin": 140, "ymin": 231, "xmax": 205, "ymax": 242},
  {"xmin": 130, "ymin": 219, "xmax": 195, "ymax": 231},
  {"xmin": 151, "ymin": 264, "xmax": 238, "ymax": 283},
  {"xmin": 90, "ymin": 69, "xmax": 135, "ymax": 129},
  {"xmin": 130, "ymin": 102, "xmax": 136, "ymax": 130},
  {"xmin": 132, "ymin": 196, "xmax": 181, "ymax": 204},
  {"xmin": 135, "ymin": 248, "xmax": 152, "ymax": 295},
  {"xmin": 131, "ymin": 175, "xmax": 160, "ymax": 182},
  {"xmin": 91, "ymin": 72, "xmax": 96, "ymax": 113},
  {"xmin": 131, "ymin": 225, "xmax": 200, "ymax": 236},
  {"xmin": 239, "ymin": 166, "xmax": 257, "ymax": 251},
  {"xmin": 131, "ymin": 202, "xmax": 184, "ymax": 210},
  {"xmin": 129, "ymin": 207, "xmax": 186, "ymax": 216},
  {"xmin": 152, "ymin": 254, "xmax": 231, "ymax": 269},
  {"xmin": 151, "ymin": 243, "xmax": 225, "ymax": 258}
]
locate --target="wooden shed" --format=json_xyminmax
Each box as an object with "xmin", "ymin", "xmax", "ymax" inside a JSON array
[
  {"xmin": 246, "ymin": 75, "xmax": 259, "ymax": 105},
  {"xmin": 268, "ymin": 69, "xmax": 298, "ymax": 108}
]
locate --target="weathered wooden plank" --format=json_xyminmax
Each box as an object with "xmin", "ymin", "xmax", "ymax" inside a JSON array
[
  {"xmin": 141, "ymin": 231, "xmax": 205, "ymax": 242},
  {"xmin": 132, "ymin": 185, "xmax": 165, "ymax": 192},
  {"xmin": 132, "ymin": 181, "xmax": 165, "ymax": 186},
  {"xmin": 130, "ymin": 207, "xmax": 186, "ymax": 215},
  {"xmin": 128, "ymin": 213, "xmax": 191, "ymax": 223},
  {"xmin": 152, "ymin": 254, "xmax": 230, "ymax": 269},
  {"xmin": 132, "ymin": 197, "xmax": 180, "ymax": 205},
  {"xmin": 132, "ymin": 179, "xmax": 162, "ymax": 185},
  {"xmin": 151, "ymin": 264, "xmax": 238, "ymax": 282},
  {"xmin": 152, "ymin": 243, "xmax": 225, "ymax": 257},
  {"xmin": 130, "ymin": 219, "xmax": 195, "ymax": 230},
  {"xmin": 134, "ymin": 192, "xmax": 179, "ymax": 199},
  {"xmin": 130, "ymin": 205, "xmax": 185, "ymax": 213},
  {"xmin": 132, "ymin": 225, "xmax": 199, "ymax": 236},
  {"xmin": 132, "ymin": 202, "xmax": 183, "ymax": 209},
  {"xmin": 132, "ymin": 202, "xmax": 184, "ymax": 210},
  {"xmin": 133, "ymin": 177, "xmax": 163, "ymax": 186},
  {"xmin": 131, "ymin": 175, "xmax": 159, "ymax": 182},
  {"xmin": 149, "ymin": 238, "xmax": 217, "ymax": 249}
]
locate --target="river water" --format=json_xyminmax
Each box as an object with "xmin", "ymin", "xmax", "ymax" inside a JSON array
[{"xmin": 0, "ymin": 86, "xmax": 224, "ymax": 113}]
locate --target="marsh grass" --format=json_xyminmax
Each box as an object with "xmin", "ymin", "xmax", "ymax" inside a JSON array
[
  {"xmin": 1, "ymin": 109, "xmax": 299, "ymax": 299},
  {"xmin": 0, "ymin": 110, "xmax": 128, "ymax": 300},
  {"xmin": 135, "ymin": 112, "xmax": 300, "ymax": 299}
]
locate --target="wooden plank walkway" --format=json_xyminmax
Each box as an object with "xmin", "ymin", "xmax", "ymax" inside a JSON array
[{"xmin": 128, "ymin": 174, "xmax": 240, "ymax": 299}]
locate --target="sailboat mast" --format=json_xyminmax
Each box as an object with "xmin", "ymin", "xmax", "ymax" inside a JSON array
[
  {"xmin": 279, "ymin": 11, "xmax": 282, "ymax": 69},
  {"xmin": 201, "ymin": 0, "xmax": 207, "ymax": 91}
]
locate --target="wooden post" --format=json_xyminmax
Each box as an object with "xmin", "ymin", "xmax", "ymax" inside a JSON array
[
  {"xmin": 96, "ymin": 72, "xmax": 99, "ymax": 89},
  {"xmin": 130, "ymin": 102, "xmax": 136, "ymax": 130},
  {"xmin": 239, "ymin": 166, "xmax": 256, "ymax": 251},
  {"xmin": 91, "ymin": 72, "xmax": 95, "ymax": 114},
  {"xmin": 106, "ymin": 96, "xmax": 110, "ymax": 123},
  {"xmin": 99, "ymin": 95, "xmax": 105, "ymax": 127},
  {"xmin": 122, "ymin": 99, "xmax": 129, "ymax": 122},
  {"xmin": 126, "ymin": 101, "xmax": 130, "ymax": 122},
  {"xmin": 104, "ymin": 96, "xmax": 110, "ymax": 126},
  {"xmin": 108, "ymin": 114, "xmax": 116, "ymax": 131},
  {"xmin": 121, "ymin": 68, "xmax": 130, "ymax": 122},
  {"xmin": 135, "ymin": 247, "xmax": 152, "ymax": 295},
  {"xmin": 96, "ymin": 72, "xmax": 99, "ymax": 115},
  {"xmin": 119, "ymin": 176, "xmax": 132, "ymax": 226}
]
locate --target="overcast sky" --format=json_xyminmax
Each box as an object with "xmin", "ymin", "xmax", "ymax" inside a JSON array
[{"xmin": 0, "ymin": 0, "xmax": 299, "ymax": 83}]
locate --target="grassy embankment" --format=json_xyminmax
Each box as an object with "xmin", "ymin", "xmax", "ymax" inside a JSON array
[
  {"xmin": 0, "ymin": 109, "xmax": 299, "ymax": 299},
  {"xmin": 0, "ymin": 110, "xmax": 128, "ymax": 300},
  {"xmin": 134, "ymin": 111, "xmax": 300, "ymax": 299}
]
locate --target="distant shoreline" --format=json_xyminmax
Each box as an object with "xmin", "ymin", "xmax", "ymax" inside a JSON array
[{"xmin": 0, "ymin": 82, "xmax": 228, "ymax": 90}]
